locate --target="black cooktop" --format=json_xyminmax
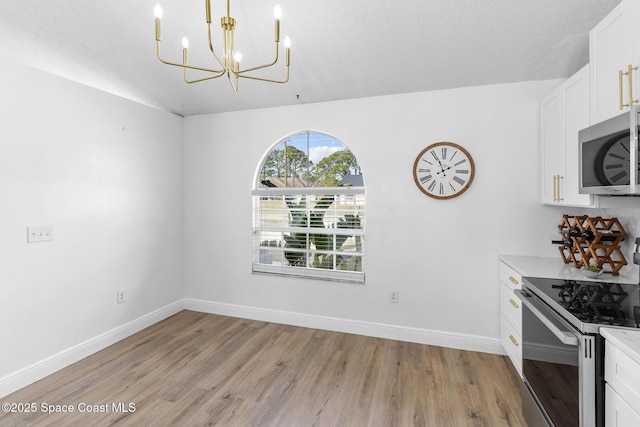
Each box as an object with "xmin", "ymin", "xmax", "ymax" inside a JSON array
[{"xmin": 523, "ymin": 277, "xmax": 640, "ymax": 333}]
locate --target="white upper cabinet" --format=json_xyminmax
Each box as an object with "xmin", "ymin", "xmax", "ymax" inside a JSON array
[
  {"xmin": 541, "ymin": 65, "xmax": 595, "ymax": 207},
  {"xmin": 590, "ymin": 0, "xmax": 640, "ymax": 124}
]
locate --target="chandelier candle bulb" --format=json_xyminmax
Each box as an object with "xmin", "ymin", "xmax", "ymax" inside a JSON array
[
  {"xmin": 285, "ymin": 36, "xmax": 291, "ymax": 66},
  {"xmin": 182, "ymin": 37, "xmax": 188, "ymax": 66},
  {"xmin": 274, "ymin": 4, "xmax": 281, "ymax": 42},
  {"xmin": 154, "ymin": 4, "xmax": 162, "ymax": 41},
  {"xmin": 234, "ymin": 52, "xmax": 242, "ymax": 73}
]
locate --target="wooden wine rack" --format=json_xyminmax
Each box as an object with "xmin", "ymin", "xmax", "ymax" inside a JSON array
[{"xmin": 557, "ymin": 215, "xmax": 628, "ymax": 275}]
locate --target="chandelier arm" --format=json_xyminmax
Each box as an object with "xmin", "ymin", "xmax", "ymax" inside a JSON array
[
  {"xmin": 236, "ymin": 66, "xmax": 289, "ymax": 84},
  {"xmin": 184, "ymin": 70, "xmax": 227, "ymax": 84},
  {"xmin": 157, "ymin": 42, "xmax": 225, "ymax": 74}
]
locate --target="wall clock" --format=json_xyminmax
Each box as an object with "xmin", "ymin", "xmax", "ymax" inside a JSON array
[
  {"xmin": 413, "ymin": 142, "xmax": 476, "ymax": 199},
  {"xmin": 595, "ymin": 132, "xmax": 631, "ymax": 185}
]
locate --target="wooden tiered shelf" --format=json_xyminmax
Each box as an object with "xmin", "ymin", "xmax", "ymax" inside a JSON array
[{"xmin": 557, "ymin": 215, "xmax": 628, "ymax": 275}]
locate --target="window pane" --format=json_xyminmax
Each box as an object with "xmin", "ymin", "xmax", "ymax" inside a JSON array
[{"xmin": 259, "ymin": 132, "xmax": 363, "ymax": 189}]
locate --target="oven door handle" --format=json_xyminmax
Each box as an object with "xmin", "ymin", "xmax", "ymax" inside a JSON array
[{"xmin": 514, "ymin": 289, "xmax": 579, "ymax": 346}]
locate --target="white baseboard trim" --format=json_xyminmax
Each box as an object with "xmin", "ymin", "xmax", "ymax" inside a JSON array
[
  {"xmin": 184, "ymin": 298, "xmax": 504, "ymax": 355},
  {"xmin": 0, "ymin": 300, "xmax": 184, "ymax": 399}
]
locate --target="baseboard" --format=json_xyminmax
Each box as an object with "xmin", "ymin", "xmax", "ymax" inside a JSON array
[
  {"xmin": 0, "ymin": 300, "xmax": 184, "ymax": 399},
  {"xmin": 184, "ymin": 298, "xmax": 504, "ymax": 355}
]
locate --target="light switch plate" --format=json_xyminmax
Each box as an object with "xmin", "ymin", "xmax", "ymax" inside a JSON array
[{"xmin": 27, "ymin": 226, "xmax": 53, "ymax": 243}]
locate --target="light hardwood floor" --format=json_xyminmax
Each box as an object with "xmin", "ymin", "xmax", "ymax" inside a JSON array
[{"xmin": 0, "ymin": 311, "xmax": 527, "ymax": 426}]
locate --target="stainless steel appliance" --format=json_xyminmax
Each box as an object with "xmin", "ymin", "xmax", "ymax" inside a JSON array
[
  {"xmin": 516, "ymin": 277, "xmax": 640, "ymax": 427},
  {"xmin": 579, "ymin": 105, "xmax": 640, "ymax": 195}
]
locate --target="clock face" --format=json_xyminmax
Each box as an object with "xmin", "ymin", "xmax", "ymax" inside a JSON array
[
  {"xmin": 595, "ymin": 133, "xmax": 632, "ymax": 185},
  {"xmin": 413, "ymin": 142, "xmax": 475, "ymax": 199}
]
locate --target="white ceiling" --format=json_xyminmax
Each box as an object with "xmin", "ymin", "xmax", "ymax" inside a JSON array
[{"xmin": 0, "ymin": 0, "xmax": 622, "ymax": 117}]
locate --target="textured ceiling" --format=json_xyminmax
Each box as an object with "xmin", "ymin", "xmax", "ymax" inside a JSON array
[{"xmin": 0, "ymin": 0, "xmax": 622, "ymax": 117}]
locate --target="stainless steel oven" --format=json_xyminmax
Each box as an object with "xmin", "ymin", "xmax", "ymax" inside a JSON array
[
  {"xmin": 515, "ymin": 287, "xmax": 600, "ymax": 427},
  {"xmin": 515, "ymin": 277, "xmax": 640, "ymax": 427}
]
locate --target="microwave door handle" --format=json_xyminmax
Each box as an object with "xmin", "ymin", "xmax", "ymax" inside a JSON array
[{"xmin": 514, "ymin": 290, "xmax": 579, "ymax": 346}]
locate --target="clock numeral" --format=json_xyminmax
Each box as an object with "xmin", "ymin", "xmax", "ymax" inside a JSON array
[
  {"xmin": 450, "ymin": 150, "xmax": 458, "ymax": 161},
  {"xmin": 431, "ymin": 151, "xmax": 439, "ymax": 161},
  {"xmin": 608, "ymin": 153, "xmax": 626, "ymax": 160},
  {"xmin": 427, "ymin": 180, "xmax": 437, "ymax": 192},
  {"xmin": 455, "ymin": 169, "xmax": 469, "ymax": 174},
  {"xmin": 439, "ymin": 183, "xmax": 444, "ymax": 195},
  {"xmin": 421, "ymin": 159, "xmax": 433, "ymax": 165},
  {"xmin": 453, "ymin": 176, "xmax": 466, "ymax": 186},
  {"xmin": 605, "ymin": 164, "xmax": 624, "ymax": 170},
  {"xmin": 454, "ymin": 159, "xmax": 467, "ymax": 166},
  {"xmin": 610, "ymin": 171, "xmax": 628, "ymax": 183},
  {"xmin": 441, "ymin": 147, "xmax": 447, "ymax": 160},
  {"xmin": 419, "ymin": 174, "xmax": 433, "ymax": 184},
  {"xmin": 418, "ymin": 168, "xmax": 431, "ymax": 173}
]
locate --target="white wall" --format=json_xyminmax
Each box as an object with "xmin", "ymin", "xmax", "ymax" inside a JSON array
[
  {"xmin": 183, "ymin": 80, "xmax": 562, "ymax": 352},
  {"xmin": 0, "ymin": 58, "xmax": 184, "ymax": 390}
]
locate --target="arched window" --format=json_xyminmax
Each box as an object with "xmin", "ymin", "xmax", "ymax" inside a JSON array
[{"xmin": 252, "ymin": 131, "xmax": 365, "ymax": 283}]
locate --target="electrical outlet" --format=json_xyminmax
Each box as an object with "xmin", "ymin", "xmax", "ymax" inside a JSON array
[
  {"xmin": 390, "ymin": 290, "xmax": 398, "ymax": 303},
  {"xmin": 117, "ymin": 289, "xmax": 126, "ymax": 304},
  {"xmin": 27, "ymin": 226, "xmax": 54, "ymax": 243}
]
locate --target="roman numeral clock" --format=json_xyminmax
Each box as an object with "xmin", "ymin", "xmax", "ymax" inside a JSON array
[{"xmin": 412, "ymin": 142, "xmax": 476, "ymax": 199}]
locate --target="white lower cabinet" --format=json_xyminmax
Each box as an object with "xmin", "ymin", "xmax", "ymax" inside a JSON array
[
  {"xmin": 499, "ymin": 261, "xmax": 522, "ymax": 375},
  {"xmin": 605, "ymin": 340, "xmax": 640, "ymax": 425},
  {"xmin": 606, "ymin": 384, "xmax": 640, "ymax": 426}
]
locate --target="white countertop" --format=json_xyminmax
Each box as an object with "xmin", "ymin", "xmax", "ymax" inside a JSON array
[
  {"xmin": 600, "ymin": 328, "xmax": 640, "ymax": 365},
  {"xmin": 499, "ymin": 255, "xmax": 640, "ymax": 285}
]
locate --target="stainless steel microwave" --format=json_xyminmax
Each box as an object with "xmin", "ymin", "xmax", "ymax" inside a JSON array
[{"xmin": 579, "ymin": 106, "xmax": 640, "ymax": 195}]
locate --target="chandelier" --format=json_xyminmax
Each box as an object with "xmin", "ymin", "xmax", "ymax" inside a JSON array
[{"xmin": 154, "ymin": 0, "xmax": 291, "ymax": 92}]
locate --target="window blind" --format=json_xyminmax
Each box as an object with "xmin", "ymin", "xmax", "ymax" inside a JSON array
[{"xmin": 252, "ymin": 189, "xmax": 365, "ymax": 283}]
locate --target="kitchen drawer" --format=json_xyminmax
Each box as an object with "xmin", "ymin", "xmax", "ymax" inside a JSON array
[
  {"xmin": 501, "ymin": 316, "xmax": 522, "ymax": 375},
  {"xmin": 501, "ymin": 284, "xmax": 522, "ymax": 331},
  {"xmin": 499, "ymin": 262, "xmax": 522, "ymax": 290},
  {"xmin": 606, "ymin": 383, "xmax": 640, "ymax": 427},
  {"xmin": 605, "ymin": 340, "xmax": 640, "ymax": 414}
]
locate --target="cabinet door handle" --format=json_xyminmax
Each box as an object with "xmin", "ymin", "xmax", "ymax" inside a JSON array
[
  {"xmin": 620, "ymin": 68, "xmax": 625, "ymax": 110},
  {"xmin": 509, "ymin": 298, "xmax": 519, "ymax": 308},
  {"xmin": 628, "ymin": 64, "xmax": 639, "ymax": 107},
  {"xmin": 509, "ymin": 335, "xmax": 519, "ymax": 347},
  {"xmin": 508, "ymin": 276, "xmax": 519, "ymax": 285},
  {"xmin": 620, "ymin": 65, "xmax": 639, "ymax": 109},
  {"xmin": 553, "ymin": 175, "xmax": 563, "ymax": 202},
  {"xmin": 558, "ymin": 175, "xmax": 563, "ymax": 202}
]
